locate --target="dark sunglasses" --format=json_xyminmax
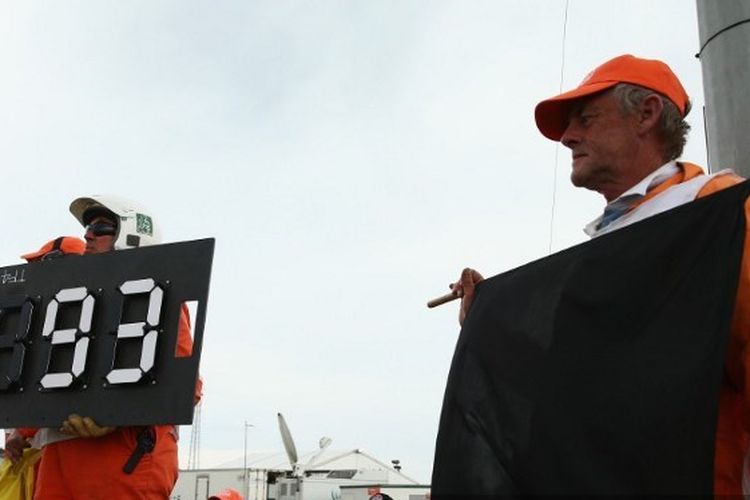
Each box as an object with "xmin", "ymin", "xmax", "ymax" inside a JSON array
[{"xmin": 86, "ymin": 222, "xmax": 117, "ymax": 237}]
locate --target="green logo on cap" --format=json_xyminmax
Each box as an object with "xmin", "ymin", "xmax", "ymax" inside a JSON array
[{"xmin": 136, "ymin": 213, "xmax": 153, "ymax": 236}]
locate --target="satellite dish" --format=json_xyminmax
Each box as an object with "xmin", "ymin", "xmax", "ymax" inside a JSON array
[
  {"xmin": 277, "ymin": 413, "xmax": 334, "ymax": 477},
  {"xmin": 304, "ymin": 435, "xmax": 333, "ymax": 470},
  {"xmin": 277, "ymin": 412, "xmax": 299, "ymax": 471}
]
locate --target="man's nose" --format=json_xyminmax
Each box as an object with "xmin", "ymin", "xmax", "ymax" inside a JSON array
[{"xmin": 560, "ymin": 121, "xmax": 580, "ymax": 149}]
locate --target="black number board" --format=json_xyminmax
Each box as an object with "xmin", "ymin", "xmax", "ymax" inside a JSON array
[{"xmin": 0, "ymin": 238, "xmax": 213, "ymax": 428}]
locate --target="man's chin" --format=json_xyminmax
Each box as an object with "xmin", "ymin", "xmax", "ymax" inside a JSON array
[
  {"xmin": 570, "ymin": 172, "xmax": 589, "ymax": 189},
  {"xmin": 570, "ymin": 173, "xmax": 603, "ymax": 195}
]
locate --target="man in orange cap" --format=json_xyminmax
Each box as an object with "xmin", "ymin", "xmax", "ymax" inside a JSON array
[
  {"xmin": 4, "ymin": 237, "xmax": 87, "ymax": 464},
  {"xmin": 208, "ymin": 488, "xmax": 244, "ymax": 500},
  {"xmin": 2, "ymin": 237, "xmax": 86, "ymax": 499},
  {"xmin": 20, "ymin": 236, "xmax": 86, "ymax": 263},
  {"xmin": 450, "ymin": 54, "xmax": 749, "ymax": 495}
]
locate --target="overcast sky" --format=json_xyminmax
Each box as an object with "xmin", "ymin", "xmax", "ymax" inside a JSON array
[{"xmin": 0, "ymin": 1, "xmax": 709, "ymax": 483}]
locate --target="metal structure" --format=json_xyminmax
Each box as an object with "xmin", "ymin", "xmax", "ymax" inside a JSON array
[
  {"xmin": 244, "ymin": 421, "xmax": 255, "ymax": 500},
  {"xmin": 696, "ymin": 0, "xmax": 750, "ymax": 176},
  {"xmin": 187, "ymin": 401, "xmax": 202, "ymax": 470}
]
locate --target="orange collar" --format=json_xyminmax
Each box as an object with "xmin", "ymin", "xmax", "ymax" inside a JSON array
[{"xmin": 632, "ymin": 162, "xmax": 705, "ymax": 209}]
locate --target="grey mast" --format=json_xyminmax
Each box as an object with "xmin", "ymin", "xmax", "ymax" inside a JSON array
[{"xmin": 696, "ymin": 0, "xmax": 750, "ymax": 176}]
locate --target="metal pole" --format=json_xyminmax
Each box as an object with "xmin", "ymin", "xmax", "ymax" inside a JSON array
[
  {"xmin": 243, "ymin": 422, "xmax": 254, "ymax": 500},
  {"xmin": 696, "ymin": 0, "xmax": 750, "ymax": 176},
  {"xmin": 243, "ymin": 421, "xmax": 248, "ymax": 500}
]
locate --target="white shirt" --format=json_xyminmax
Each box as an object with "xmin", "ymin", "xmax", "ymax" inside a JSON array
[
  {"xmin": 584, "ymin": 161, "xmax": 679, "ymax": 237},
  {"xmin": 584, "ymin": 162, "xmax": 733, "ymax": 238}
]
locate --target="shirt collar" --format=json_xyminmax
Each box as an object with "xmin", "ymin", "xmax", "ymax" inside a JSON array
[
  {"xmin": 612, "ymin": 161, "xmax": 679, "ymax": 199},
  {"xmin": 584, "ymin": 161, "xmax": 679, "ymax": 237}
]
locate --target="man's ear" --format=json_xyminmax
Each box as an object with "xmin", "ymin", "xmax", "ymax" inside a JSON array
[{"xmin": 637, "ymin": 94, "xmax": 664, "ymax": 135}]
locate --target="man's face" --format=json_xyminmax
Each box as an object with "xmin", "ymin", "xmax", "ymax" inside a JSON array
[
  {"xmin": 560, "ymin": 90, "xmax": 641, "ymax": 201},
  {"xmin": 84, "ymin": 215, "xmax": 117, "ymax": 255}
]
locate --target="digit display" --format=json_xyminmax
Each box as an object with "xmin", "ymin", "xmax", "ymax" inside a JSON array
[
  {"xmin": 106, "ymin": 278, "xmax": 164, "ymax": 385},
  {"xmin": 0, "ymin": 238, "xmax": 213, "ymax": 428},
  {"xmin": 0, "ymin": 296, "xmax": 33, "ymax": 391},
  {"xmin": 40, "ymin": 286, "xmax": 95, "ymax": 389}
]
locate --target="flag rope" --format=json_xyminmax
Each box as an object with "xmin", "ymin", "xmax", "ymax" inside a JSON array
[{"xmin": 548, "ymin": 0, "xmax": 570, "ymax": 254}]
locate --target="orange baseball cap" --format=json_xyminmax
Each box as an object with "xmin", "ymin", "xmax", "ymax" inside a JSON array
[
  {"xmin": 21, "ymin": 236, "xmax": 86, "ymax": 262},
  {"xmin": 209, "ymin": 489, "xmax": 243, "ymax": 500},
  {"xmin": 534, "ymin": 54, "xmax": 690, "ymax": 141}
]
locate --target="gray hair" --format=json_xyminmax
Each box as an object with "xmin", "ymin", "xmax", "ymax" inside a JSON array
[{"xmin": 611, "ymin": 83, "xmax": 691, "ymax": 161}]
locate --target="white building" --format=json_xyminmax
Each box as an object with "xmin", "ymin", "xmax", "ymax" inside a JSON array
[{"xmin": 171, "ymin": 448, "xmax": 429, "ymax": 500}]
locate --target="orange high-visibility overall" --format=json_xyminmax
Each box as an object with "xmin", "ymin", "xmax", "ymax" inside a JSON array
[
  {"xmin": 34, "ymin": 305, "xmax": 202, "ymax": 500},
  {"xmin": 632, "ymin": 163, "xmax": 750, "ymax": 495}
]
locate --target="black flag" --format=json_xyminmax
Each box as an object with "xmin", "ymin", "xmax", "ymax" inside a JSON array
[{"xmin": 432, "ymin": 181, "xmax": 750, "ymax": 497}]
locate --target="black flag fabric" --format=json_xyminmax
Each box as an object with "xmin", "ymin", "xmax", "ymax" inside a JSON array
[{"xmin": 432, "ymin": 181, "xmax": 750, "ymax": 497}]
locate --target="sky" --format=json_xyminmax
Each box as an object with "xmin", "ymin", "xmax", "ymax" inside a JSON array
[{"xmin": 0, "ymin": 0, "xmax": 709, "ymax": 484}]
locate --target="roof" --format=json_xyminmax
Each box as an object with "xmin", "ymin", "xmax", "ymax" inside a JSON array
[{"xmin": 208, "ymin": 448, "xmax": 419, "ymax": 484}]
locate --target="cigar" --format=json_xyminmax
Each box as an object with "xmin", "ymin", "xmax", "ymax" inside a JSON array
[{"xmin": 427, "ymin": 291, "xmax": 461, "ymax": 308}]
